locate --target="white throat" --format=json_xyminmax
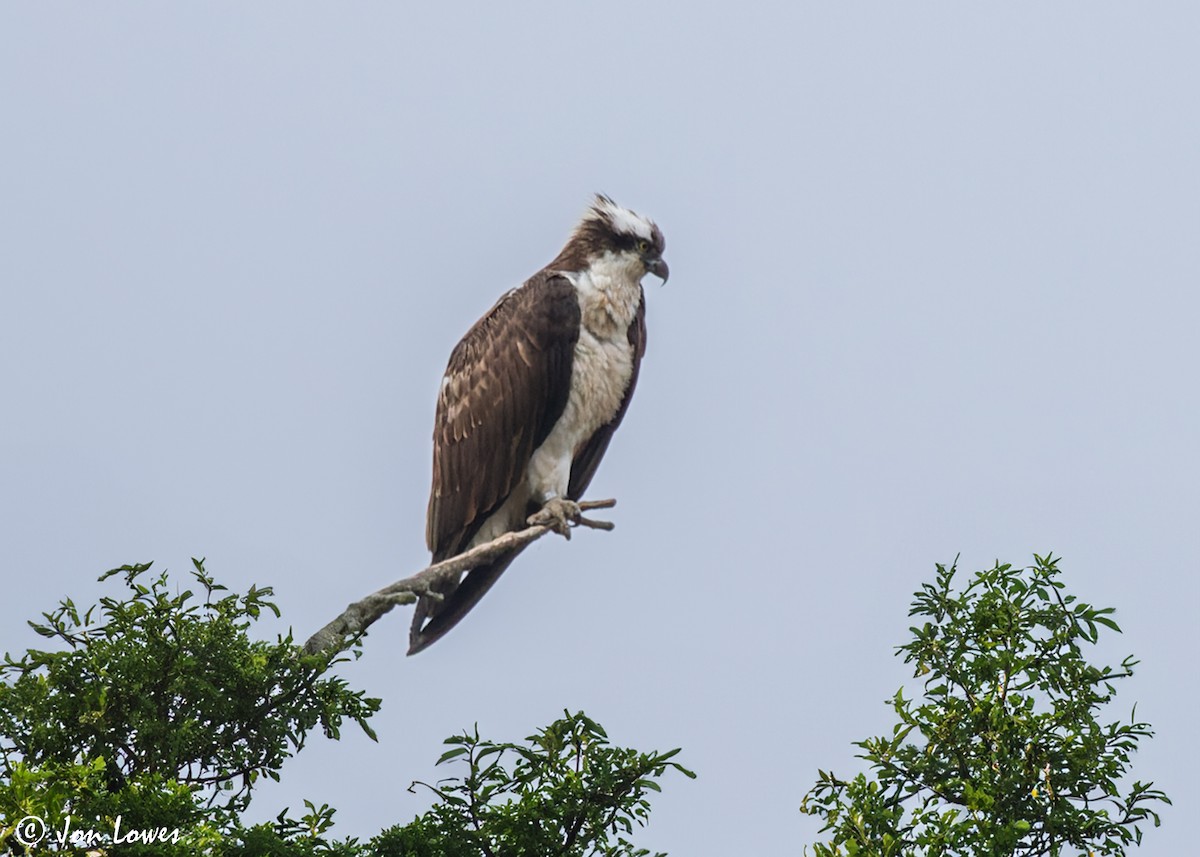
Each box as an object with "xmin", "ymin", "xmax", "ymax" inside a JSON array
[{"xmin": 567, "ymin": 251, "xmax": 643, "ymax": 338}]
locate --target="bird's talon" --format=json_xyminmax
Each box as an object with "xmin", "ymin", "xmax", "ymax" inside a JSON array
[{"xmin": 528, "ymin": 497, "xmax": 583, "ymax": 536}]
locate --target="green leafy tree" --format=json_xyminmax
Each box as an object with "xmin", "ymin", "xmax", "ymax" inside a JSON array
[
  {"xmin": 221, "ymin": 712, "xmax": 694, "ymax": 857},
  {"xmin": 373, "ymin": 710, "xmax": 695, "ymax": 857},
  {"xmin": 801, "ymin": 555, "xmax": 1169, "ymax": 857},
  {"xmin": 0, "ymin": 560, "xmax": 380, "ymax": 854},
  {"xmin": 0, "ymin": 562, "xmax": 689, "ymax": 855}
]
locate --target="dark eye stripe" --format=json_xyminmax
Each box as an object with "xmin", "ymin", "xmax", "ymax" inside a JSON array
[{"xmin": 614, "ymin": 232, "xmax": 640, "ymax": 252}]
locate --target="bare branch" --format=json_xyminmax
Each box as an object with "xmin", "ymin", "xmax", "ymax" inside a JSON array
[{"xmin": 302, "ymin": 499, "xmax": 617, "ymax": 656}]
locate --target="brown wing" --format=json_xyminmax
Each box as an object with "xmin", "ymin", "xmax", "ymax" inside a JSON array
[
  {"xmin": 567, "ymin": 287, "xmax": 646, "ymax": 500},
  {"xmin": 426, "ymin": 273, "xmax": 581, "ymax": 560},
  {"xmin": 410, "ymin": 273, "xmax": 580, "ymax": 655}
]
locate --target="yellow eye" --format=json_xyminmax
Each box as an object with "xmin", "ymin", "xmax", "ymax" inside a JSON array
[{"xmin": 637, "ymin": 240, "xmax": 649, "ymax": 252}]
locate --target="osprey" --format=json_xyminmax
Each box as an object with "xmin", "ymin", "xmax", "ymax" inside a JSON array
[{"xmin": 408, "ymin": 195, "xmax": 668, "ymax": 654}]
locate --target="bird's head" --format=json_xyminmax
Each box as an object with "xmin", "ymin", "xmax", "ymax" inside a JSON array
[{"xmin": 554, "ymin": 194, "xmax": 669, "ymax": 284}]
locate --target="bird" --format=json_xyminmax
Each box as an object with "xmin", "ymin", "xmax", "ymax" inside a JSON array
[{"xmin": 408, "ymin": 194, "xmax": 668, "ymax": 655}]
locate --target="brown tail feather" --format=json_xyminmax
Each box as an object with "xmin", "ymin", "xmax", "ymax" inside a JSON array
[{"xmin": 407, "ymin": 545, "xmax": 529, "ymax": 655}]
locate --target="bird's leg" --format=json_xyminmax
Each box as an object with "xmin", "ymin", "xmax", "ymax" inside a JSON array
[{"xmin": 528, "ymin": 496, "xmax": 582, "ymax": 539}]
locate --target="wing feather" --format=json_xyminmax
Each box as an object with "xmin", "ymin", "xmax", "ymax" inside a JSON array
[{"xmin": 426, "ymin": 273, "xmax": 580, "ymax": 560}]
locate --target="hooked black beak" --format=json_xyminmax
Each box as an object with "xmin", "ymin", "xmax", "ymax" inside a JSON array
[{"xmin": 646, "ymin": 256, "xmax": 669, "ymax": 284}]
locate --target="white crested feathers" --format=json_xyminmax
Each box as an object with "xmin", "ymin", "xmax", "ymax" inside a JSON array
[{"xmin": 587, "ymin": 195, "xmax": 656, "ymax": 243}]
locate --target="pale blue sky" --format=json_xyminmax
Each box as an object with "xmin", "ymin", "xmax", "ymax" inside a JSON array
[{"xmin": 2, "ymin": 4, "xmax": 1197, "ymax": 853}]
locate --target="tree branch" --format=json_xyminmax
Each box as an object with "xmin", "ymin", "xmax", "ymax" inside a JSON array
[{"xmin": 302, "ymin": 499, "xmax": 617, "ymax": 656}]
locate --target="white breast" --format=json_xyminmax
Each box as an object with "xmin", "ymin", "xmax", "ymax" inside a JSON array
[{"xmin": 525, "ymin": 258, "xmax": 640, "ymax": 504}]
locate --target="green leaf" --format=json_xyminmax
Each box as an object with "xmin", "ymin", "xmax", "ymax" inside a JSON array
[{"xmin": 437, "ymin": 747, "xmax": 470, "ymax": 764}]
